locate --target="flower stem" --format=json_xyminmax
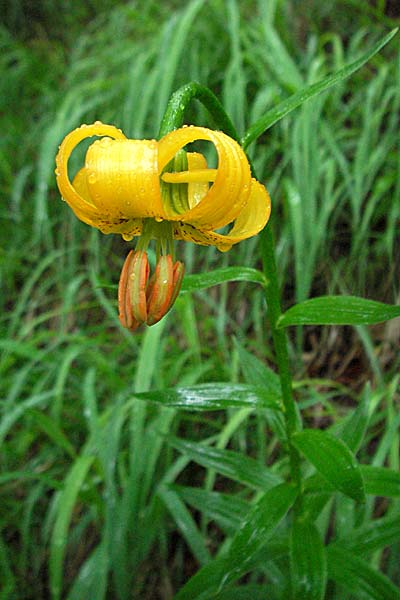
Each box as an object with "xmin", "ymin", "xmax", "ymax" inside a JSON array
[
  {"xmin": 158, "ymin": 82, "xmax": 239, "ymax": 141},
  {"xmin": 259, "ymin": 226, "xmax": 303, "ymax": 494}
]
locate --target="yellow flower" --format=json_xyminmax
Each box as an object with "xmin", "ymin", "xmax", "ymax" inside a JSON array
[{"xmin": 55, "ymin": 121, "xmax": 271, "ymax": 329}]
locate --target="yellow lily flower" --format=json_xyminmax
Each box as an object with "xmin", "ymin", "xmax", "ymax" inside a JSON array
[{"xmin": 55, "ymin": 121, "xmax": 271, "ymax": 330}]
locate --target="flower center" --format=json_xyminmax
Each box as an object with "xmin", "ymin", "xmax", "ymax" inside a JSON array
[{"xmin": 136, "ymin": 218, "xmax": 175, "ymax": 259}]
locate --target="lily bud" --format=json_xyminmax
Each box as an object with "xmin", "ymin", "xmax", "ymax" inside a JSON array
[
  {"xmin": 118, "ymin": 250, "xmax": 149, "ymax": 331},
  {"xmin": 118, "ymin": 251, "xmax": 184, "ymax": 330}
]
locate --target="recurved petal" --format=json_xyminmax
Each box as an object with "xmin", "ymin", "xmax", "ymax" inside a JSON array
[
  {"xmin": 174, "ymin": 178, "xmax": 271, "ymax": 252},
  {"xmin": 158, "ymin": 126, "xmax": 252, "ymax": 230},
  {"xmin": 55, "ymin": 122, "xmax": 126, "ymax": 222}
]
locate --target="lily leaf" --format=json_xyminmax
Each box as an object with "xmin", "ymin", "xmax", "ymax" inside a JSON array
[
  {"xmin": 277, "ymin": 296, "xmax": 400, "ymax": 327},
  {"xmin": 327, "ymin": 545, "xmax": 400, "ymax": 599},
  {"xmin": 181, "ymin": 266, "xmax": 267, "ymax": 292},
  {"xmin": 292, "ymin": 429, "xmax": 365, "ymax": 502},
  {"xmin": 133, "ymin": 382, "xmax": 281, "ymax": 411},
  {"xmin": 290, "ymin": 518, "xmax": 327, "ymax": 600}
]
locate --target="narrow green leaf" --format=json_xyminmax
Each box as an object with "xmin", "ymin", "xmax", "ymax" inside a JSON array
[
  {"xmin": 175, "ymin": 483, "xmax": 297, "ymax": 599},
  {"xmin": 172, "ymin": 484, "xmax": 249, "ymax": 535},
  {"xmin": 134, "ymin": 383, "xmax": 281, "ymax": 411},
  {"xmin": 235, "ymin": 340, "xmax": 286, "ymax": 441},
  {"xmin": 277, "ymin": 296, "xmax": 400, "ymax": 327},
  {"xmin": 223, "ymin": 483, "xmax": 297, "ymax": 586},
  {"xmin": 327, "ymin": 545, "xmax": 400, "ymax": 599},
  {"xmin": 305, "ymin": 465, "xmax": 400, "ymax": 498},
  {"xmin": 293, "ymin": 430, "xmax": 365, "ymax": 502},
  {"xmin": 66, "ymin": 542, "xmax": 108, "ymax": 600},
  {"xmin": 340, "ymin": 514, "xmax": 400, "ymax": 555},
  {"xmin": 169, "ymin": 437, "xmax": 283, "ymax": 490},
  {"xmin": 50, "ymin": 455, "xmax": 95, "ymax": 600},
  {"xmin": 242, "ymin": 29, "xmax": 398, "ymax": 148},
  {"xmin": 174, "ymin": 558, "xmax": 226, "ymax": 600},
  {"xmin": 361, "ymin": 465, "xmax": 400, "ymax": 497},
  {"xmin": 234, "ymin": 339, "xmax": 281, "ymax": 395},
  {"xmin": 0, "ymin": 391, "xmax": 53, "ymax": 446},
  {"xmin": 158, "ymin": 486, "xmax": 211, "ymax": 565},
  {"xmin": 290, "ymin": 518, "xmax": 327, "ymax": 600},
  {"xmin": 337, "ymin": 384, "xmax": 371, "ymax": 453},
  {"xmin": 181, "ymin": 267, "xmax": 267, "ymax": 292},
  {"xmin": 27, "ymin": 409, "xmax": 77, "ymax": 458}
]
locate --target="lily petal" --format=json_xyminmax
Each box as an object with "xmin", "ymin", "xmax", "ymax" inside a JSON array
[
  {"xmin": 73, "ymin": 167, "xmax": 143, "ymax": 237},
  {"xmin": 174, "ymin": 178, "xmax": 271, "ymax": 251},
  {"xmin": 158, "ymin": 126, "xmax": 252, "ymax": 230},
  {"xmin": 84, "ymin": 138, "xmax": 165, "ymax": 219},
  {"xmin": 56, "ymin": 122, "xmax": 126, "ymax": 223}
]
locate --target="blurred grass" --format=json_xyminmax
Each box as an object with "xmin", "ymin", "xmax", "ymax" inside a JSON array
[{"xmin": 1, "ymin": 0, "xmax": 399, "ymax": 598}]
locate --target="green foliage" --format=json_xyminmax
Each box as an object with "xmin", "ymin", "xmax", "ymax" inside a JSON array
[{"xmin": 1, "ymin": 0, "xmax": 399, "ymax": 599}]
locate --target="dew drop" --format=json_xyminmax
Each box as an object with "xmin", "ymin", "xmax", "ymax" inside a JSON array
[{"xmin": 88, "ymin": 173, "xmax": 97, "ymax": 184}]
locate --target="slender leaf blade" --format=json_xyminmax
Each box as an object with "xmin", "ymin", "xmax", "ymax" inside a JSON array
[
  {"xmin": 181, "ymin": 267, "xmax": 267, "ymax": 292},
  {"xmin": 361, "ymin": 465, "xmax": 400, "ymax": 497},
  {"xmin": 305, "ymin": 465, "xmax": 400, "ymax": 498},
  {"xmin": 242, "ymin": 29, "xmax": 398, "ymax": 148},
  {"xmin": 327, "ymin": 545, "xmax": 400, "ymax": 599},
  {"xmin": 290, "ymin": 518, "xmax": 327, "ymax": 600},
  {"xmin": 172, "ymin": 484, "xmax": 249, "ymax": 535},
  {"xmin": 293, "ymin": 430, "xmax": 365, "ymax": 502},
  {"xmin": 224, "ymin": 483, "xmax": 297, "ymax": 586},
  {"xmin": 50, "ymin": 455, "xmax": 95, "ymax": 600},
  {"xmin": 67, "ymin": 542, "xmax": 108, "ymax": 600},
  {"xmin": 175, "ymin": 483, "xmax": 297, "ymax": 599},
  {"xmin": 340, "ymin": 514, "xmax": 400, "ymax": 555},
  {"xmin": 159, "ymin": 486, "xmax": 211, "ymax": 565},
  {"xmin": 277, "ymin": 296, "xmax": 400, "ymax": 327},
  {"xmin": 169, "ymin": 436, "xmax": 283, "ymax": 490},
  {"xmin": 134, "ymin": 383, "xmax": 281, "ymax": 411},
  {"xmin": 337, "ymin": 384, "xmax": 372, "ymax": 453}
]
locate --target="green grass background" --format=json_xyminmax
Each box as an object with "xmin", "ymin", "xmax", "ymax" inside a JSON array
[{"xmin": 1, "ymin": 1, "xmax": 399, "ymax": 598}]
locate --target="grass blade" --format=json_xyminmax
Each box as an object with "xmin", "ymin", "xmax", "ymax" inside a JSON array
[
  {"xmin": 49, "ymin": 455, "xmax": 95, "ymax": 600},
  {"xmin": 242, "ymin": 29, "xmax": 398, "ymax": 149}
]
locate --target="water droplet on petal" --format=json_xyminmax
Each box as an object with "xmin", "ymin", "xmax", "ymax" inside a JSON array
[{"xmin": 88, "ymin": 173, "xmax": 97, "ymax": 184}]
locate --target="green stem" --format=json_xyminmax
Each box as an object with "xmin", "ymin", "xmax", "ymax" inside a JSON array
[
  {"xmin": 159, "ymin": 82, "xmax": 302, "ymax": 492},
  {"xmin": 259, "ymin": 226, "xmax": 302, "ymax": 492},
  {"xmin": 158, "ymin": 82, "xmax": 239, "ymax": 141}
]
